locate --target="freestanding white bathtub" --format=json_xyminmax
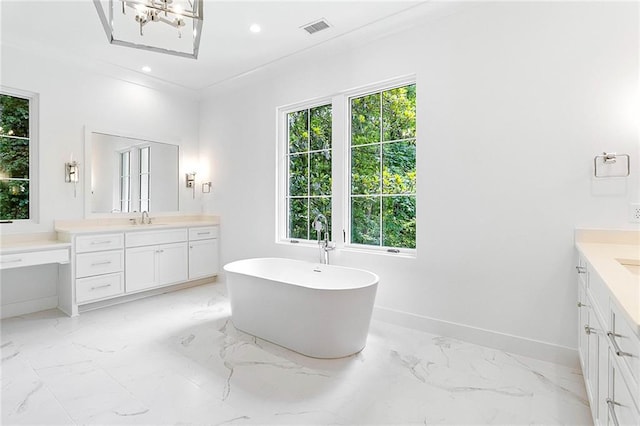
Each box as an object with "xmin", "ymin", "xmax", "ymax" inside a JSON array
[{"xmin": 223, "ymin": 258, "xmax": 379, "ymax": 359}]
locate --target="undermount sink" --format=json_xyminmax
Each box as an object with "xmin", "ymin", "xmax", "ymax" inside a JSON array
[{"xmin": 616, "ymin": 258, "xmax": 640, "ymax": 276}]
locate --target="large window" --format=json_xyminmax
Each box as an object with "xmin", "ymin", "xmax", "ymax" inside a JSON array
[
  {"xmin": 286, "ymin": 104, "xmax": 332, "ymax": 240},
  {"xmin": 278, "ymin": 78, "xmax": 416, "ymax": 253},
  {"xmin": 350, "ymin": 84, "xmax": 416, "ymax": 249},
  {"xmin": 0, "ymin": 90, "xmax": 37, "ymax": 221}
]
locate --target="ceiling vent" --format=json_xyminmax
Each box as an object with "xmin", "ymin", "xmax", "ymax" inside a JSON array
[{"xmin": 301, "ymin": 19, "xmax": 331, "ymax": 35}]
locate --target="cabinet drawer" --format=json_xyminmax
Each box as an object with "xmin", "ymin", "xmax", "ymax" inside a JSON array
[
  {"xmin": 76, "ymin": 250, "xmax": 123, "ymax": 278},
  {"xmin": 126, "ymin": 229, "xmax": 187, "ymax": 248},
  {"xmin": 188, "ymin": 226, "xmax": 218, "ymax": 241},
  {"xmin": 76, "ymin": 233, "xmax": 124, "ymax": 253},
  {"xmin": 0, "ymin": 249, "xmax": 69, "ymax": 270},
  {"xmin": 610, "ymin": 302, "xmax": 640, "ymax": 390},
  {"xmin": 76, "ymin": 272, "xmax": 123, "ymax": 304}
]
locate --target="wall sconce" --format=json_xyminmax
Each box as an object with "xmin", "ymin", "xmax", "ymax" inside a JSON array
[
  {"xmin": 65, "ymin": 161, "xmax": 79, "ymax": 197},
  {"xmin": 186, "ymin": 172, "xmax": 196, "ymax": 198},
  {"xmin": 202, "ymin": 182, "xmax": 212, "ymax": 193},
  {"xmin": 185, "ymin": 172, "xmax": 196, "ymax": 188}
]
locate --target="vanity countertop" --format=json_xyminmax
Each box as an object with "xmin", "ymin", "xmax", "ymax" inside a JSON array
[
  {"xmin": 575, "ymin": 229, "xmax": 640, "ymax": 334},
  {"xmin": 0, "ymin": 233, "xmax": 71, "ymax": 254},
  {"xmin": 55, "ymin": 215, "xmax": 219, "ymax": 234}
]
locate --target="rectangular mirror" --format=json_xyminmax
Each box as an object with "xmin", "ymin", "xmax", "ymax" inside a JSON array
[{"xmin": 87, "ymin": 131, "xmax": 179, "ymax": 215}]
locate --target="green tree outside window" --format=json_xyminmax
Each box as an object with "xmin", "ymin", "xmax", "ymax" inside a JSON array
[
  {"xmin": 351, "ymin": 84, "xmax": 416, "ymax": 249},
  {"xmin": 287, "ymin": 104, "xmax": 332, "ymax": 240},
  {"xmin": 0, "ymin": 93, "xmax": 31, "ymax": 220}
]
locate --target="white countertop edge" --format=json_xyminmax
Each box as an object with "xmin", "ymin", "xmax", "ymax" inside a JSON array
[
  {"xmin": 55, "ymin": 215, "xmax": 219, "ymax": 234},
  {"xmin": 1, "ymin": 240, "xmax": 71, "ymax": 254}
]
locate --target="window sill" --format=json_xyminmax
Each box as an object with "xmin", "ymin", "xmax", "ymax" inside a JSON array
[
  {"xmin": 341, "ymin": 246, "xmax": 417, "ymax": 259},
  {"xmin": 276, "ymin": 239, "xmax": 417, "ymax": 259}
]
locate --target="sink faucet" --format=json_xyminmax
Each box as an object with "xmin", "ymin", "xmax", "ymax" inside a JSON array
[
  {"xmin": 141, "ymin": 211, "xmax": 149, "ymax": 225},
  {"xmin": 313, "ymin": 214, "xmax": 334, "ymax": 264}
]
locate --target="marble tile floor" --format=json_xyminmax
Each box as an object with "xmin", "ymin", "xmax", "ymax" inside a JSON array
[{"xmin": 1, "ymin": 283, "xmax": 592, "ymax": 425}]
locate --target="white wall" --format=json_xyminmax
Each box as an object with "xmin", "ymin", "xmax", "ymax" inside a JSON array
[
  {"xmin": 200, "ymin": 2, "xmax": 639, "ymax": 363},
  {"xmin": 0, "ymin": 44, "xmax": 202, "ymax": 235}
]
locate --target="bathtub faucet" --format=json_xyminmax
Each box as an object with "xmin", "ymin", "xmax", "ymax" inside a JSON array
[{"xmin": 313, "ymin": 214, "xmax": 335, "ymax": 264}]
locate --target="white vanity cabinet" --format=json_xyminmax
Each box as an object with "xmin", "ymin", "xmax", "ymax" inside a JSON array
[
  {"xmin": 576, "ymin": 251, "xmax": 640, "ymax": 426},
  {"xmin": 58, "ymin": 219, "xmax": 219, "ymax": 316},
  {"xmin": 74, "ymin": 233, "xmax": 125, "ymax": 304},
  {"xmin": 188, "ymin": 226, "xmax": 219, "ymax": 280},
  {"xmin": 125, "ymin": 229, "xmax": 188, "ymax": 293}
]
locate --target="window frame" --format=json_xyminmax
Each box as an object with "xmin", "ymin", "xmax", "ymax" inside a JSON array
[
  {"xmin": 343, "ymin": 77, "xmax": 417, "ymax": 255},
  {"xmin": 0, "ymin": 86, "xmax": 39, "ymax": 225},
  {"xmin": 276, "ymin": 75, "xmax": 416, "ymax": 257},
  {"xmin": 276, "ymin": 96, "xmax": 334, "ymax": 246}
]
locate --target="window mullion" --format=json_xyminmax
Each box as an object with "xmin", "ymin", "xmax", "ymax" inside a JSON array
[{"xmin": 378, "ymin": 92, "xmax": 383, "ymax": 247}]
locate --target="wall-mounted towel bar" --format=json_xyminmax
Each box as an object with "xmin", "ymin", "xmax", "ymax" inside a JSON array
[{"xmin": 594, "ymin": 152, "xmax": 630, "ymax": 178}]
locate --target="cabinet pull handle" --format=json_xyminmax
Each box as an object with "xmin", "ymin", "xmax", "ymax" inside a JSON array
[
  {"xmin": 155, "ymin": 249, "xmax": 164, "ymax": 253},
  {"xmin": 1, "ymin": 258, "xmax": 22, "ymax": 264},
  {"xmin": 577, "ymin": 302, "xmax": 587, "ymax": 308},
  {"xmin": 91, "ymin": 261, "xmax": 112, "ymax": 266},
  {"xmin": 584, "ymin": 325, "xmax": 595, "ymax": 335},
  {"xmin": 606, "ymin": 398, "xmax": 620, "ymax": 426},
  {"xmin": 90, "ymin": 284, "xmax": 112, "ymax": 290},
  {"xmin": 197, "ymin": 232, "xmax": 209, "ymax": 235},
  {"xmin": 90, "ymin": 240, "xmax": 112, "ymax": 245},
  {"xmin": 575, "ymin": 266, "xmax": 587, "ymax": 274},
  {"xmin": 606, "ymin": 332, "xmax": 632, "ymax": 357}
]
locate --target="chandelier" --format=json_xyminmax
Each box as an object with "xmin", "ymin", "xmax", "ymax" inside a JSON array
[{"xmin": 94, "ymin": 0, "xmax": 204, "ymax": 59}]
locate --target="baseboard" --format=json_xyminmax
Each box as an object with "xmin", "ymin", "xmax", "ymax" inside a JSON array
[
  {"xmin": 1, "ymin": 296, "xmax": 59, "ymax": 319},
  {"xmin": 373, "ymin": 306, "xmax": 579, "ymax": 368}
]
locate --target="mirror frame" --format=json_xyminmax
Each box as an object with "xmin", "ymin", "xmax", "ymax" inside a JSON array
[{"xmin": 83, "ymin": 126, "xmax": 182, "ymax": 218}]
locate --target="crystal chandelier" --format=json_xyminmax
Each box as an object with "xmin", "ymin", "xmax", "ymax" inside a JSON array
[{"xmin": 94, "ymin": 0, "xmax": 204, "ymax": 59}]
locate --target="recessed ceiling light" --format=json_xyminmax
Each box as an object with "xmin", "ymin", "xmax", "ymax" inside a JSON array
[
  {"xmin": 142, "ymin": 66, "xmax": 152, "ymax": 73},
  {"xmin": 249, "ymin": 24, "xmax": 261, "ymax": 33}
]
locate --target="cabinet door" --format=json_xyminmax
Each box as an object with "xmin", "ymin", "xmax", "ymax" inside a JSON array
[
  {"xmin": 125, "ymin": 246, "xmax": 157, "ymax": 293},
  {"xmin": 608, "ymin": 349, "xmax": 640, "ymax": 426},
  {"xmin": 157, "ymin": 242, "xmax": 188, "ymax": 286},
  {"xmin": 188, "ymin": 239, "xmax": 219, "ymax": 280},
  {"xmin": 587, "ymin": 314, "xmax": 601, "ymax": 422}
]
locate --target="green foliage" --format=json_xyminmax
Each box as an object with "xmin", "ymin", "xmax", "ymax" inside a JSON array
[
  {"xmin": 0, "ymin": 95, "xmax": 29, "ymax": 138},
  {"xmin": 351, "ymin": 85, "xmax": 416, "ymax": 249},
  {"xmin": 383, "ymin": 85, "xmax": 416, "ymax": 141},
  {"xmin": 288, "ymin": 110, "xmax": 308, "ymax": 153},
  {"xmin": 289, "ymin": 153, "xmax": 308, "ymax": 196},
  {"xmin": 0, "ymin": 94, "xmax": 30, "ymax": 220},
  {"xmin": 289, "ymin": 198, "xmax": 308, "ymax": 239},
  {"xmin": 287, "ymin": 104, "xmax": 332, "ymax": 240},
  {"xmin": 351, "ymin": 145, "xmax": 380, "ymax": 194},
  {"xmin": 383, "ymin": 196, "xmax": 416, "ymax": 249},
  {"xmin": 310, "ymin": 150, "xmax": 331, "ymax": 196},
  {"xmin": 0, "ymin": 180, "xmax": 29, "ymax": 220},
  {"xmin": 351, "ymin": 197, "xmax": 380, "ymax": 245},
  {"xmin": 351, "ymin": 93, "xmax": 380, "ymax": 145},
  {"xmin": 310, "ymin": 105, "xmax": 331, "ymax": 151}
]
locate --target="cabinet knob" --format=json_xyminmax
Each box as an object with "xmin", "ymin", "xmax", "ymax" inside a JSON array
[
  {"xmin": 584, "ymin": 325, "xmax": 595, "ymax": 335},
  {"xmin": 577, "ymin": 302, "xmax": 587, "ymax": 308},
  {"xmin": 575, "ymin": 266, "xmax": 587, "ymax": 274}
]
